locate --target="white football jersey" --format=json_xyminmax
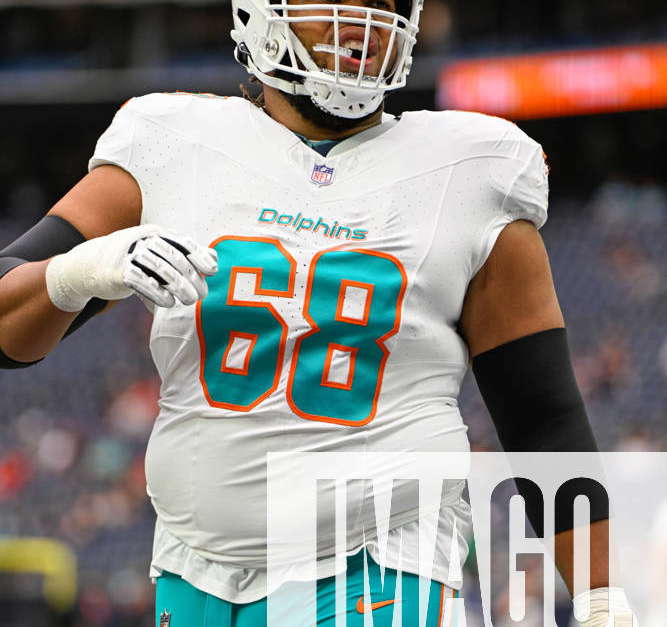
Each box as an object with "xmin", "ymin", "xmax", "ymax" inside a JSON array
[{"xmin": 89, "ymin": 93, "xmax": 548, "ymax": 602}]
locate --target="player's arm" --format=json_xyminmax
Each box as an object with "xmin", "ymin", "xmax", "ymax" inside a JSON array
[
  {"xmin": 0, "ymin": 165, "xmax": 141, "ymax": 363},
  {"xmin": 0, "ymin": 165, "xmax": 216, "ymax": 366},
  {"xmin": 459, "ymin": 219, "xmax": 607, "ymax": 589},
  {"xmin": 460, "ymin": 220, "xmax": 636, "ymax": 623}
]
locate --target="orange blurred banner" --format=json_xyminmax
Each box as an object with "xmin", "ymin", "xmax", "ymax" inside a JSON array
[{"xmin": 438, "ymin": 43, "xmax": 667, "ymax": 119}]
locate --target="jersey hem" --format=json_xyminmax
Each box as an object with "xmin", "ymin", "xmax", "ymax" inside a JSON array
[{"xmin": 150, "ymin": 497, "xmax": 470, "ymax": 603}]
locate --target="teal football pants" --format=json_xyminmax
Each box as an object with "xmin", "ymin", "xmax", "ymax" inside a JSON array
[{"xmin": 155, "ymin": 549, "xmax": 459, "ymax": 627}]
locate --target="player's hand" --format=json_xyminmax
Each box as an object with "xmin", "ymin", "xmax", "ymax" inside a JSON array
[
  {"xmin": 45, "ymin": 224, "xmax": 218, "ymax": 312},
  {"xmin": 123, "ymin": 228, "xmax": 218, "ymax": 308},
  {"xmin": 573, "ymin": 588, "xmax": 638, "ymax": 627}
]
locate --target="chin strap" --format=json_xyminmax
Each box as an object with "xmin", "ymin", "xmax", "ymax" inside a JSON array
[
  {"xmin": 250, "ymin": 65, "xmax": 384, "ymax": 118},
  {"xmin": 250, "ymin": 66, "xmax": 308, "ymax": 96}
]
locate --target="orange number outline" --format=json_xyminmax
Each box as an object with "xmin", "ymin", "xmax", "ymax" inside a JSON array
[
  {"xmin": 334, "ymin": 279, "xmax": 375, "ymax": 326},
  {"xmin": 286, "ymin": 247, "xmax": 408, "ymax": 427},
  {"xmin": 196, "ymin": 235, "xmax": 296, "ymax": 412},
  {"xmin": 321, "ymin": 343, "xmax": 358, "ymax": 390},
  {"xmin": 220, "ymin": 331, "xmax": 258, "ymax": 376}
]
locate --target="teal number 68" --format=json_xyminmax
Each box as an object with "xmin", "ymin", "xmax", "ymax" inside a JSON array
[{"xmin": 196, "ymin": 236, "xmax": 407, "ymax": 426}]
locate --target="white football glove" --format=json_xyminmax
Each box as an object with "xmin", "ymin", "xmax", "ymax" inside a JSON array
[
  {"xmin": 573, "ymin": 588, "xmax": 638, "ymax": 627},
  {"xmin": 45, "ymin": 224, "xmax": 218, "ymax": 312}
]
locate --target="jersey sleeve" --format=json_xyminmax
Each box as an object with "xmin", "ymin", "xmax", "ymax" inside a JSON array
[
  {"xmin": 471, "ymin": 120, "xmax": 549, "ymax": 276},
  {"xmin": 495, "ymin": 128, "xmax": 549, "ymax": 228},
  {"xmin": 87, "ymin": 93, "xmax": 199, "ymax": 225},
  {"xmin": 88, "ymin": 92, "xmax": 196, "ymax": 174},
  {"xmin": 88, "ymin": 99, "xmax": 138, "ymax": 173}
]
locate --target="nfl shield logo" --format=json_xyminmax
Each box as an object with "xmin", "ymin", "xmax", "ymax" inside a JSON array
[
  {"xmin": 311, "ymin": 164, "xmax": 335, "ymax": 186},
  {"xmin": 159, "ymin": 610, "xmax": 171, "ymax": 627}
]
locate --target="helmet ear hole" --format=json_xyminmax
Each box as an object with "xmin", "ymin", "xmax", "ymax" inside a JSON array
[
  {"xmin": 236, "ymin": 7, "xmax": 250, "ymax": 25},
  {"xmin": 395, "ymin": 0, "xmax": 411, "ymax": 18}
]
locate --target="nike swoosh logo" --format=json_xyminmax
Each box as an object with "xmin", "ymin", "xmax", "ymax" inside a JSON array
[{"xmin": 355, "ymin": 597, "xmax": 396, "ymax": 613}]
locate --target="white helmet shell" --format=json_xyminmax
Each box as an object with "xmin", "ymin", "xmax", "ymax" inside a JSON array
[{"xmin": 230, "ymin": 0, "xmax": 422, "ymax": 118}]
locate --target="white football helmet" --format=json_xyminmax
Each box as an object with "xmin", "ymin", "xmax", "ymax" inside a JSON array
[{"xmin": 230, "ymin": 0, "xmax": 422, "ymax": 118}]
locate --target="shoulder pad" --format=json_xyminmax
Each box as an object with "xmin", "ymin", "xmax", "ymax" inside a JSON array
[{"xmin": 431, "ymin": 110, "xmax": 541, "ymax": 161}]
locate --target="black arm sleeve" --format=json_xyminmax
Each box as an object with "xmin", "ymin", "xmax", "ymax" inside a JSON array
[
  {"xmin": 472, "ymin": 328, "xmax": 608, "ymax": 534},
  {"xmin": 0, "ymin": 215, "xmax": 108, "ymax": 369},
  {"xmin": 0, "ymin": 214, "xmax": 86, "ymax": 265}
]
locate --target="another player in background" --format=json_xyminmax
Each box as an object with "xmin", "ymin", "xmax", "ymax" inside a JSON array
[{"xmin": 0, "ymin": 0, "xmax": 639, "ymax": 625}]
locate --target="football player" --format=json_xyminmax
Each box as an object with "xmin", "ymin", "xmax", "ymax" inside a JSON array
[{"xmin": 0, "ymin": 0, "xmax": 639, "ymax": 625}]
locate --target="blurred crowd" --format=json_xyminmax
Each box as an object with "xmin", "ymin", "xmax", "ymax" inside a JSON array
[
  {"xmin": 0, "ymin": 172, "xmax": 664, "ymax": 625},
  {"xmin": 462, "ymin": 177, "xmax": 667, "ymax": 454},
  {"xmin": 2, "ymin": 1, "xmax": 666, "ymax": 73}
]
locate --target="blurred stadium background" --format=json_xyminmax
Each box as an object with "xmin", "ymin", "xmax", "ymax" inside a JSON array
[{"xmin": 0, "ymin": 1, "xmax": 665, "ymax": 625}]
